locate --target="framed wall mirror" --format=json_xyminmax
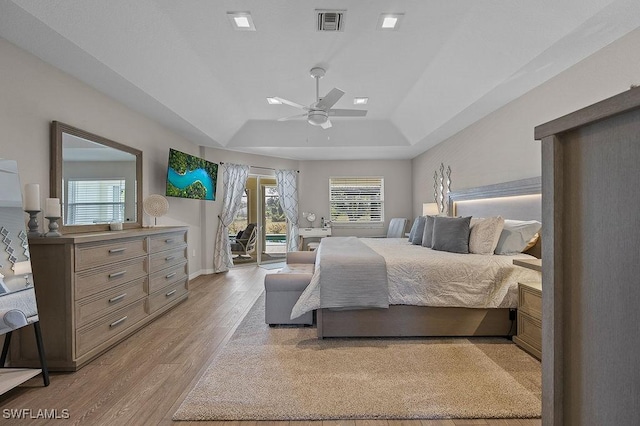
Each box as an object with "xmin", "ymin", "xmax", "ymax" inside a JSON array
[{"xmin": 50, "ymin": 121, "xmax": 143, "ymax": 234}]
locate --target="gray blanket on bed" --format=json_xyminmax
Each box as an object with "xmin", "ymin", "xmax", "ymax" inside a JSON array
[{"xmin": 318, "ymin": 237, "xmax": 389, "ymax": 310}]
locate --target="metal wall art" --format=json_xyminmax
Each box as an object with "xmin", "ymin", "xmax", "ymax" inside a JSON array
[{"xmin": 432, "ymin": 163, "xmax": 452, "ymax": 215}]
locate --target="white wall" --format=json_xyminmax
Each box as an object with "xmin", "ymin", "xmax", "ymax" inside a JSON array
[
  {"xmin": 0, "ymin": 38, "xmax": 202, "ymax": 275},
  {"xmin": 411, "ymin": 26, "xmax": 640, "ymax": 218},
  {"xmin": 298, "ymin": 160, "xmax": 413, "ymax": 237},
  {"xmin": 0, "ymin": 38, "xmax": 308, "ymax": 277},
  {"xmin": 9, "ymin": 23, "xmax": 638, "ymax": 272},
  {"xmin": 0, "ymin": 37, "xmax": 414, "ymax": 277}
]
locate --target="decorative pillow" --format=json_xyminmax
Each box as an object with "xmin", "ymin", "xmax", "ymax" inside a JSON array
[
  {"xmin": 524, "ymin": 232, "xmax": 540, "ymax": 251},
  {"xmin": 421, "ymin": 215, "xmax": 436, "ymax": 248},
  {"xmin": 410, "ymin": 216, "xmax": 427, "ymax": 245},
  {"xmin": 431, "ymin": 216, "xmax": 471, "ymax": 254},
  {"xmin": 407, "ymin": 217, "xmax": 420, "ymax": 241},
  {"xmin": 469, "ymin": 216, "xmax": 505, "ymax": 255},
  {"xmin": 494, "ymin": 220, "xmax": 542, "ymax": 254}
]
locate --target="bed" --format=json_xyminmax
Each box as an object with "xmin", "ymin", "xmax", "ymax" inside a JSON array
[{"xmin": 292, "ymin": 177, "xmax": 543, "ymax": 338}]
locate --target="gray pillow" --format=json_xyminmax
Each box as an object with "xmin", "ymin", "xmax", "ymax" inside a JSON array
[
  {"xmin": 494, "ymin": 220, "xmax": 542, "ymax": 254},
  {"xmin": 410, "ymin": 216, "xmax": 427, "ymax": 245},
  {"xmin": 407, "ymin": 217, "xmax": 420, "ymax": 241},
  {"xmin": 431, "ymin": 216, "xmax": 471, "ymax": 254},
  {"xmin": 421, "ymin": 215, "xmax": 436, "ymax": 248}
]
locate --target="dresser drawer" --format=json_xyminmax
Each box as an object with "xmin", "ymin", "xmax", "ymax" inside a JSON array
[
  {"xmin": 76, "ymin": 298, "xmax": 147, "ymax": 357},
  {"xmin": 149, "ymin": 262, "xmax": 188, "ymax": 294},
  {"xmin": 519, "ymin": 283, "xmax": 542, "ymax": 319},
  {"xmin": 75, "ymin": 238, "xmax": 147, "ymax": 271},
  {"xmin": 149, "ymin": 246, "xmax": 188, "ymax": 272},
  {"xmin": 75, "ymin": 277, "xmax": 148, "ymax": 328},
  {"xmin": 75, "ymin": 257, "xmax": 148, "ymax": 300},
  {"xmin": 149, "ymin": 231, "xmax": 187, "ymax": 254},
  {"xmin": 147, "ymin": 280, "xmax": 188, "ymax": 314},
  {"xmin": 514, "ymin": 310, "xmax": 542, "ymax": 359}
]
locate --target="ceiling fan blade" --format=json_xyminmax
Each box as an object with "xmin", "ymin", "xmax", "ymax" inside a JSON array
[
  {"xmin": 328, "ymin": 109, "xmax": 368, "ymax": 117},
  {"xmin": 320, "ymin": 119, "xmax": 332, "ymax": 129},
  {"xmin": 277, "ymin": 113, "xmax": 307, "ymax": 121},
  {"xmin": 316, "ymin": 88, "xmax": 345, "ymax": 110},
  {"xmin": 274, "ymin": 97, "xmax": 308, "ymax": 110}
]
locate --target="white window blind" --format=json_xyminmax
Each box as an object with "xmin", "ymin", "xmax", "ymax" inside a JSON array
[
  {"xmin": 66, "ymin": 179, "xmax": 125, "ymax": 224},
  {"xmin": 329, "ymin": 177, "xmax": 384, "ymax": 224}
]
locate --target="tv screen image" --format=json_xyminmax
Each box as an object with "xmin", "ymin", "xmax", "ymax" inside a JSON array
[{"xmin": 166, "ymin": 149, "xmax": 218, "ymax": 201}]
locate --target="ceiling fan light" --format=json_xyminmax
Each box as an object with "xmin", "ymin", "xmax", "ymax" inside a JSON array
[
  {"xmin": 354, "ymin": 97, "xmax": 368, "ymax": 105},
  {"xmin": 308, "ymin": 110, "xmax": 328, "ymax": 126}
]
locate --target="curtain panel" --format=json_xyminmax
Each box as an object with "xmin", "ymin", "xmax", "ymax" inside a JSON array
[
  {"xmin": 213, "ymin": 163, "xmax": 250, "ymax": 273},
  {"xmin": 275, "ymin": 169, "xmax": 300, "ymax": 252}
]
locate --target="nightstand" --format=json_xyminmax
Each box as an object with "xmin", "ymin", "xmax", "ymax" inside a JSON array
[{"xmin": 513, "ymin": 281, "xmax": 542, "ymax": 360}]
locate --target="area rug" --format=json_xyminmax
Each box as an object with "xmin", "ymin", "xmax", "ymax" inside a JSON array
[{"xmin": 174, "ymin": 294, "xmax": 541, "ymax": 421}]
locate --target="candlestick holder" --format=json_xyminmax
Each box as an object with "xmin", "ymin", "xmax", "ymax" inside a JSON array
[
  {"xmin": 25, "ymin": 210, "xmax": 41, "ymax": 237},
  {"xmin": 45, "ymin": 216, "xmax": 62, "ymax": 237}
]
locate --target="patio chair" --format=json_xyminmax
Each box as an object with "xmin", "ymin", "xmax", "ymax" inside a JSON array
[{"xmin": 231, "ymin": 223, "xmax": 257, "ymax": 258}]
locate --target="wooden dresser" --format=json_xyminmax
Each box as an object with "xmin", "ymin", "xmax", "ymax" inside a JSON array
[{"xmin": 11, "ymin": 227, "xmax": 189, "ymax": 371}]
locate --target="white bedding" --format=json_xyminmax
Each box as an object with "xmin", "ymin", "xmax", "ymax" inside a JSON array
[{"xmin": 291, "ymin": 237, "xmax": 542, "ymax": 319}]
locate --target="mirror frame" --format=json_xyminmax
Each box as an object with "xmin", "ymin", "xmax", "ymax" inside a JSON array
[{"xmin": 50, "ymin": 121, "xmax": 143, "ymax": 234}]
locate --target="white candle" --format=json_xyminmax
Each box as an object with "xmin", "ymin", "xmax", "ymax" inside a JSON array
[
  {"xmin": 24, "ymin": 183, "xmax": 40, "ymax": 211},
  {"xmin": 45, "ymin": 198, "xmax": 61, "ymax": 217}
]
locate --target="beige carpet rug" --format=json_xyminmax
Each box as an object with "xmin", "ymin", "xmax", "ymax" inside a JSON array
[{"xmin": 174, "ymin": 294, "xmax": 541, "ymax": 421}]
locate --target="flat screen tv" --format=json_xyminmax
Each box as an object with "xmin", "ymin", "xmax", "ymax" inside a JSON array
[{"xmin": 166, "ymin": 149, "xmax": 218, "ymax": 201}]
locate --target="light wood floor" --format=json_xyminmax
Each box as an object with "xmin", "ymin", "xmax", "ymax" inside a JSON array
[{"xmin": 0, "ymin": 266, "xmax": 541, "ymax": 426}]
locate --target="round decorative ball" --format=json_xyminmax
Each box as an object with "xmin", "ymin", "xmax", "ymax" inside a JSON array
[{"xmin": 143, "ymin": 194, "xmax": 169, "ymax": 219}]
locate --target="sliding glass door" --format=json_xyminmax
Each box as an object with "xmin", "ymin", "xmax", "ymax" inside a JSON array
[
  {"xmin": 229, "ymin": 175, "xmax": 287, "ymax": 266},
  {"xmin": 260, "ymin": 181, "xmax": 287, "ymax": 264}
]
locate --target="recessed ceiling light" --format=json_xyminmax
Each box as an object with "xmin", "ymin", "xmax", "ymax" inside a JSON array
[
  {"xmin": 377, "ymin": 13, "xmax": 404, "ymax": 30},
  {"xmin": 267, "ymin": 97, "xmax": 282, "ymax": 105},
  {"xmin": 227, "ymin": 12, "xmax": 256, "ymax": 31},
  {"xmin": 353, "ymin": 97, "xmax": 368, "ymax": 105}
]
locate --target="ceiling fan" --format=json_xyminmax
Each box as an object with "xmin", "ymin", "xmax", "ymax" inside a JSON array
[{"xmin": 273, "ymin": 67, "xmax": 367, "ymax": 129}]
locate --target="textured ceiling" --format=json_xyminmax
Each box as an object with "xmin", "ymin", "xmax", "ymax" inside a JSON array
[{"xmin": 2, "ymin": 0, "xmax": 639, "ymax": 160}]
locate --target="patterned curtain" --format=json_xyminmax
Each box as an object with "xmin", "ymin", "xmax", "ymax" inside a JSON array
[
  {"xmin": 213, "ymin": 163, "xmax": 250, "ymax": 273},
  {"xmin": 275, "ymin": 169, "xmax": 300, "ymax": 252}
]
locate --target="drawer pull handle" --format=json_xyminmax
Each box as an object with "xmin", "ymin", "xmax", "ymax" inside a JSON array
[
  {"xmin": 165, "ymin": 238, "xmax": 174, "ymax": 243},
  {"xmin": 165, "ymin": 272, "xmax": 177, "ymax": 279},
  {"xmin": 109, "ymin": 293, "xmax": 127, "ymax": 303},
  {"xmin": 109, "ymin": 271, "xmax": 126, "ymax": 279},
  {"xmin": 109, "ymin": 248, "xmax": 126, "ymax": 254},
  {"xmin": 109, "ymin": 316, "xmax": 128, "ymax": 328},
  {"xmin": 165, "ymin": 256, "xmax": 175, "ymax": 261},
  {"xmin": 166, "ymin": 289, "xmax": 177, "ymax": 297}
]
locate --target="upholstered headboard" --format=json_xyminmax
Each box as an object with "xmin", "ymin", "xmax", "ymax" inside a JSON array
[
  {"xmin": 448, "ymin": 177, "xmax": 541, "ymax": 221},
  {"xmin": 447, "ymin": 177, "xmax": 542, "ymax": 258}
]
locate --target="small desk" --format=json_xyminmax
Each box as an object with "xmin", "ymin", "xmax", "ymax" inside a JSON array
[{"xmin": 299, "ymin": 228, "xmax": 331, "ymax": 250}]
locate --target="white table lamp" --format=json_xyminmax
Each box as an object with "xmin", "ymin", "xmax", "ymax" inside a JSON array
[{"xmin": 13, "ymin": 260, "xmax": 32, "ymax": 287}]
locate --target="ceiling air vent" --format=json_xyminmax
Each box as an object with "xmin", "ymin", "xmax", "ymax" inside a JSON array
[{"xmin": 317, "ymin": 10, "xmax": 345, "ymax": 32}]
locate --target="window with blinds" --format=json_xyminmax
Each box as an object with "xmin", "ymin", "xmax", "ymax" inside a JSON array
[
  {"xmin": 329, "ymin": 177, "xmax": 384, "ymax": 224},
  {"xmin": 66, "ymin": 179, "xmax": 125, "ymax": 224}
]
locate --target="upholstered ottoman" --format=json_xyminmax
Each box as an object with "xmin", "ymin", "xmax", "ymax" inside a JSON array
[{"xmin": 264, "ymin": 251, "xmax": 316, "ymax": 325}]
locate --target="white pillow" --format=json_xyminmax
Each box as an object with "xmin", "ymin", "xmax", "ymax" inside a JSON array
[
  {"xmin": 469, "ymin": 216, "xmax": 504, "ymax": 255},
  {"xmin": 494, "ymin": 220, "xmax": 542, "ymax": 255}
]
